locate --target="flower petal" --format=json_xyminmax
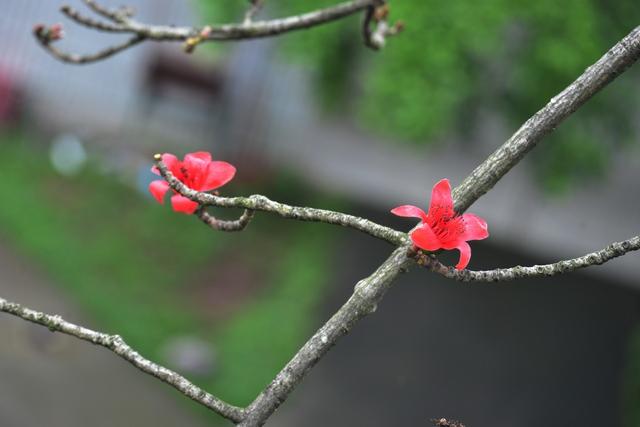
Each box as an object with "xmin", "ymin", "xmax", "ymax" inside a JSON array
[
  {"xmin": 185, "ymin": 151, "xmax": 212, "ymax": 163},
  {"xmin": 390, "ymin": 205, "xmax": 428, "ymax": 222},
  {"xmin": 148, "ymin": 180, "xmax": 169, "ymax": 204},
  {"xmin": 203, "ymin": 161, "xmax": 236, "ymax": 191},
  {"xmin": 184, "ymin": 152, "xmax": 211, "ymax": 175},
  {"xmin": 163, "ymin": 153, "xmax": 180, "ymax": 171},
  {"xmin": 428, "ymin": 178, "xmax": 454, "ymax": 218},
  {"xmin": 171, "ymin": 194, "xmax": 199, "ymax": 214},
  {"xmin": 461, "ymin": 213, "xmax": 489, "ymax": 241},
  {"xmin": 455, "ymin": 241, "xmax": 472, "ymax": 270},
  {"xmin": 410, "ymin": 224, "xmax": 442, "ymax": 251},
  {"xmin": 183, "ymin": 152, "xmax": 214, "ymax": 189}
]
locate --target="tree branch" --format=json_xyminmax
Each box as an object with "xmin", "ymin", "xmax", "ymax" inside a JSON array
[
  {"xmin": 362, "ymin": 2, "xmax": 403, "ymax": 50},
  {"xmin": 0, "ymin": 297, "xmax": 245, "ymax": 423},
  {"xmin": 413, "ymin": 236, "xmax": 640, "ymax": 282},
  {"xmin": 244, "ymin": 0, "xmax": 265, "ymax": 26},
  {"xmin": 153, "ymin": 156, "xmax": 409, "ymax": 247},
  {"xmin": 452, "ymin": 25, "xmax": 640, "ymax": 213},
  {"xmin": 60, "ymin": 5, "xmax": 126, "ymax": 32},
  {"xmin": 40, "ymin": 0, "xmax": 393, "ymax": 64},
  {"xmin": 238, "ymin": 246, "xmax": 412, "ymax": 426},
  {"xmin": 196, "ymin": 207, "xmax": 255, "ymax": 232},
  {"xmin": 34, "ymin": 31, "xmax": 145, "ymax": 64},
  {"xmin": 110, "ymin": 0, "xmax": 380, "ymax": 41},
  {"xmin": 82, "ymin": 0, "xmax": 132, "ymax": 24}
]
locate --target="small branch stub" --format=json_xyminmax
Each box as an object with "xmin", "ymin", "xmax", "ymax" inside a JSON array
[
  {"xmin": 431, "ymin": 418, "xmax": 465, "ymax": 427},
  {"xmin": 363, "ymin": 2, "xmax": 404, "ymax": 49}
]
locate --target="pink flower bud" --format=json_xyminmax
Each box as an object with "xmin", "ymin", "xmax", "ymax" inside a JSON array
[
  {"xmin": 49, "ymin": 23, "xmax": 64, "ymax": 41},
  {"xmin": 199, "ymin": 26, "xmax": 212, "ymax": 38}
]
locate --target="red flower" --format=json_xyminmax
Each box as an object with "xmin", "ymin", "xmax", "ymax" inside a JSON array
[
  {"xmin": 391, "ymin": 178, "xmax": 488, "ymax": 270},
  {"xmin": 149, "ymin": 151, "xmax": 236, "ymax": 214}
]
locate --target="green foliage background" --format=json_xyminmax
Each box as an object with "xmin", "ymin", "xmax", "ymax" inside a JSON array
[
  {"xmin": 0, "ymin": 133, "xmax": 338, "ymax": 422},
  {"xmin": 197, "ymin": 0, "xmax": 639, "ymax": 192}
]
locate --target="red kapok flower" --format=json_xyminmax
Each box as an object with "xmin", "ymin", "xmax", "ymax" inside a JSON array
[
  {"xmin": 391, "ymin": 178, "xmax": 488, "ymax": 270},
  {"xmin": 149, "ymin": 151, "xmax": 236, "ymax": 214}
]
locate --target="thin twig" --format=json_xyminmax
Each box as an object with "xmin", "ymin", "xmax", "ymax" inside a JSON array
[
  {"xmin": 116, "ymin": 0, "xmax": 377, "ymax": 41},
  {"xmin": 34, "ymin": 33, "xmax": 145, "ymax": 64},
  {"xmin": 0, "ymin": 297, "xmax": 245, "ymax": 423},
  {"xmin": 362, "ymin": 1, "xmax": 403, "ymax": 50},
  {"xmin": 414, "ymin": 236, "xmax": 640, "ymax": 282},
  {"xmin": 40, "ymin": 0, "xmax": 388, "ymax": 64},
  {"xmin": 61, "ymin": 5, "xmax": 126, "ymax": 32},
  {"xmin": 154, "ymin": 156, "xmax": 409, "ymax": 247},
  {"xmin": 38, "ymin": 0, "xmax": 399, "ymax": 63},
  {"xmin": 244, "ymin": 0, "xmax": 265, "ymax": 26},
  {"xmin": 197, "ymin": 208, "xmax": 255, "ymax": 232},
  {"xmin": 82, "ymin": 0, "xmax": 130, "ymax": 23}
]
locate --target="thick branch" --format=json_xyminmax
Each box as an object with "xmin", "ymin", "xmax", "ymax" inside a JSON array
[
  {"xmin": 0, "ymin": 297, "xmax": 245, "ymax": 423},
  {"xmin": 238, "ymin": 246, "xmax": 412, "ymax": 426},
  {"xmin": 415, "ymin": 236, "xmax": 640, "ymax": 282},
  {"xmin": 154, "ymin": 157, "xmax": 409, "ymax": 247},
  {"xmin": 452, "ymin": 25, "xmax": 640, "ymax": 213}
]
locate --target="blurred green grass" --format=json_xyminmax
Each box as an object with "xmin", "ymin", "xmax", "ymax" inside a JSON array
[{"xmin": 0, "ymin": 132, "xmax": 339, "ymax": 421}]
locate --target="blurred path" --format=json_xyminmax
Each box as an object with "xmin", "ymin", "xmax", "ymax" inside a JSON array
[{"xmin": 0, "ymin": 243, "xmax": 210, "ymax": 427}]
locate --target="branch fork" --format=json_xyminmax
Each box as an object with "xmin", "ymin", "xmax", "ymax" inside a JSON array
[
  {"xmin": 36, "ymin": 0, "xmax": 397, "ymax": 64},
  {"xmin": 153, "ymin": 153, "xmax": 410, "ymax": 247}
]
